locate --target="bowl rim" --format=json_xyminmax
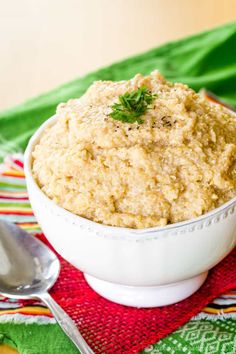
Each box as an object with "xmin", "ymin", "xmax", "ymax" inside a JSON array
[{"xmin": 24, "ymin": 114, "xmax": 236, "ymax": 236}]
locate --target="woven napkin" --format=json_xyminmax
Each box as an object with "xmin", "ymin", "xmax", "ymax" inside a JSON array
[{"xmin": 19, "ymin": 234, "xmax": 235, "ymax": 354}]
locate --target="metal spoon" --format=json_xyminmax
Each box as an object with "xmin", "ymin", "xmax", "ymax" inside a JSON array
[{"xmin": 0, "ymin": 220, "xmax": 94, "ymax": 354}]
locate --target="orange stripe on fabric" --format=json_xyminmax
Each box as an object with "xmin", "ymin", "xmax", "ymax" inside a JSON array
[{"xmin": 2, "ymin": 171, "xmax": 25, "ymax": 178}]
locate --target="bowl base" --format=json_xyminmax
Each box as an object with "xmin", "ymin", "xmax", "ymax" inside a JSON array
[{"xmin": 84, "ymin": 271, "xmax": 208, "ymax": 308}]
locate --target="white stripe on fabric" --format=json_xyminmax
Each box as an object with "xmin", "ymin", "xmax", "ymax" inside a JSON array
[
  {"xmin": 212, "ymin": 298, "xmax": 236, "ymax": 305},
  {"xmin": 0, "ymin": 303, "xmax": 20, "ymax": 309},
  {"xmin": 0, "ymin": 176, "xmax": 26, "ymax": 186},
  {"xmin": 192, "ymin": 312, "xmax": 236, "ymax": 321},
  {"xmin": 0, "ymin": 313, "xmax": 56, "ymax": 324},
  {"xmin": 0, "ymin": 215, "xmax": 36, "ymax": 222}
]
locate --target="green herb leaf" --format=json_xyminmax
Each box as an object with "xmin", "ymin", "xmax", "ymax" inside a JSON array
[{"xmin": 109, "ymin": 86, "xmax": 157, "ymax": 124}]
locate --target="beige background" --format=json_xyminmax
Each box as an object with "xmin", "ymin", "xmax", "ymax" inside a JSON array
[
  {"xmin": 0, "ymin": 0, "xmax": 236, "ymax": 111},
  {"xmin": 0, "ymin": 1, "xmax": 236, "ymax": 352}
]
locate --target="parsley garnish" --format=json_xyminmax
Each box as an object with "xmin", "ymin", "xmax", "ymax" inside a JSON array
[{"xmin": 109, "ymin": 86, "xmax": 157, "ymax": 124}]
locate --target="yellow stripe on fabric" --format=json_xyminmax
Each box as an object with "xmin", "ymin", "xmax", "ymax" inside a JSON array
[
  {"xmin": 16, "ymin": 223, "xmax": 39, "ymax": 228},
  {"xmin": 203, "ymin": 306, "xmax": 236, "ymax": 314},
  {"xmin": 220, "ymin": 307, "xmax": 236, "ymax": 313},
  {"xmin": 0, "ymin": 306, "xmax": 51, "ymax": 316},
  {"xmin": 0, "ymin": 191, "xmax": 28, "ymax": 197}
]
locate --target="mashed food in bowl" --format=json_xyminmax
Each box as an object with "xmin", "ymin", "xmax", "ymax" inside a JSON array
[{"xmin": 32, "ymin": 71, "xmax": 236, "ymax": 228}]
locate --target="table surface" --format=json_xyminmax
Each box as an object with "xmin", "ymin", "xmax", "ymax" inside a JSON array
[{"xmin": 0, "ymin": 1, "xmax": 236, "ymax": 353}]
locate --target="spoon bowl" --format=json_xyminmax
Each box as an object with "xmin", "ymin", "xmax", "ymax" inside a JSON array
[
  {"xmin": 0, "ymin": 221, "xmax": 60, "ymax": 299},
  {"xmin": 0, "ymin": 220, "xmax": 93, "ymax": 354}
]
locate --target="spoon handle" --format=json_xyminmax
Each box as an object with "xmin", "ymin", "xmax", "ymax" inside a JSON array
[{"xmin": 39, "ymin": 292, "xmax": 94, "ymax": 354}]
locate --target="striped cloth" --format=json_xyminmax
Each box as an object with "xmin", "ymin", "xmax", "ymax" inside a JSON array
[
  {"xmin": 0, "ymin": 154, "xmax": 40, "ymax": 233},
  {"xmin": 0, "ymin": 154, "xmax": 235, "ymax": 324}
]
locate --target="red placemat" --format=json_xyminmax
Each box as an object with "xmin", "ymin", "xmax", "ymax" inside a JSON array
[{"xmin": 32, "ymin": 234, "xmax": 236, "ymax": 354}]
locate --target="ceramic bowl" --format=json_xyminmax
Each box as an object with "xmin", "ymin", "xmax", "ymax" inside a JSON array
[{"xmin": 24, "ymin": 115, "xmax": 236, "ymax": 307}]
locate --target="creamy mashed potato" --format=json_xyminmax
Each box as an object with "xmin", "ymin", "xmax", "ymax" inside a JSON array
[{"xmin": 32, "ymin": 71, "xmax": 236, "ymax": 228}]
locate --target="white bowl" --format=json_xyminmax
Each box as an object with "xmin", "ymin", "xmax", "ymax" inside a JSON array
[{"xmin": 24, "ymin": 115, "xmax": 236, "ymax": 307}]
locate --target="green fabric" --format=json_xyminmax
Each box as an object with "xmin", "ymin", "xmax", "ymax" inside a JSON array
[
  {"xmin": 0, "ymin": 319, "xmax": 235, "ymax": 354},
  {"xmin": 140, "ymin": 319, "xmax": 236, "ymax": 354},
  {"xmin": 0, "ymin": 333, "xmax": 17, "ymax": 350},
  {"xmin": 0, "ymin": 21, "xmax": 236, "ymax": 160},
  {"xmin": 0, "ymin": 21, "xmax": 236, "ymax": 354},
  {"xmin": 0, "ymin": 323, "xmax": 77, "ymax": 354}
]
